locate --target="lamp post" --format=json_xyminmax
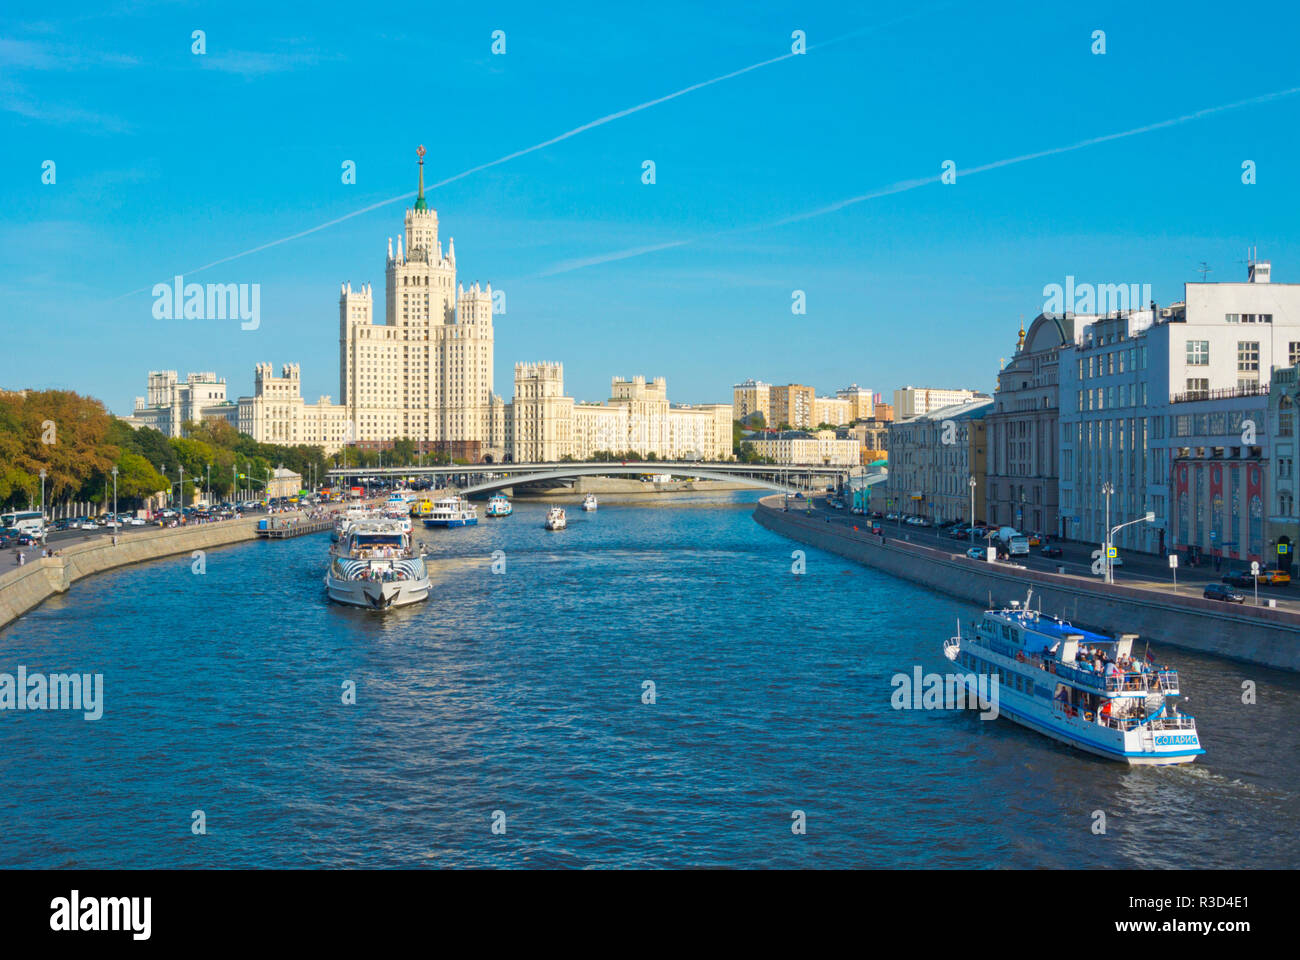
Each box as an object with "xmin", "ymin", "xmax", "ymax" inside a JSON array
[
  {"xmin": 178, "ymin": 465, "xmax": 185, "ymax": 517},
  {"xmin": 39, "ymin": 469, "xmax": 47, "ymax": 540},
  {"xmin": 1100, "ymin": 481, "xmax": 1115, "ymax": 582},
  {"xmin": 969, "ymin": 475, "xmax": 977, "ymax": 547},
  {"xmin": 1106, "ymin": 511, "xmax": 1155, "ymax": 585},
  {"xmin": 111, "ymin": 466, "xmax": 118, "ymax": 540}
]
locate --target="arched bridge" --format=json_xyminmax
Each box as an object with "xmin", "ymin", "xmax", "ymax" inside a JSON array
[{"xmin": 325, "ymin": 461, "xmax": 856, "ymax": 496}]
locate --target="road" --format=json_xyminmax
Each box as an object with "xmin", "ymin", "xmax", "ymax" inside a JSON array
[
  {"xmin": 790, "ymin": 495, "xmax": 1299, "ymax": 613},
  {"xmin": 3, "ymin": 506, "xmax": 292, "ymax": 567}
]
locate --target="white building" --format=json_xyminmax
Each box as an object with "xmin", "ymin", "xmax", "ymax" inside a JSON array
[
  {"xmin": 743, "ymin": 429, "xmax": 861, "ymax": 467},
  {"xmin": 1059, "ymin": 259, "xmax": 1293, "ymax": 562},
  {"xmin": 339, "ymin": 147, "xmax": 503, "ymax": 460},
  {"xmin": 237, "ymin": 363, "xmax": 350, "ymax": 455},
  {"xmin": 131, "ymin": 371, "xmax": 237, "ymax": 436},
  {"xmin": 509, "ymin": 367, "xmax": 732, "ymax": 462},
  {"xmin": 893, "ymin": 385, "xmax": 987, "ymax": 419}
]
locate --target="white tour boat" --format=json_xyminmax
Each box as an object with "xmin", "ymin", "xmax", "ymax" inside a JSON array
[
  {"xmin": 582, "ymin": 493, "xmax": 598, "ymax": 511},
  {"xmin": 325, "ymin": 518, "xmax": 430, "ymax": 610},
  {"xmin": 332, "ymin": 504, "xmax": 371, "ymax": 543},
  {"xmin": 486, "ymin": 494, "xmax": 513, "ymax": 517},
  {"xmin": 544, "ymin": 506, "xmax": 567, "ymax": 530},
  {"xmin": 422, "ymin": 496, "xmax": 478, "ymax": 528},
  {"xmin": 382, "ymin": 494, "xmax": 413, "ymax": 533},
  {"xmin": 943, "ymin": 592, "xmax": 1203, "ymax": 765}
]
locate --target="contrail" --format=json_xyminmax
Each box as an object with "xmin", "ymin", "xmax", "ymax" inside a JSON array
[
  {"xmin": 537, "ymin": 83, "xmax": 1300, "ymax": 277},
  {"xmin": 112, "ymin": 8, "xmax": 946, "ymax": 301}
]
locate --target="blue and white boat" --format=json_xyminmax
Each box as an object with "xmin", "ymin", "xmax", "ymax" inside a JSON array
[
  {"xmin": 486, "ymin": 494, "xmax": 512, "ymax": 517},
  {"xmin": 943, "ymin": 592, "xmax": 1203, "ymax": 765},
  {"xmin": 325, "ymin": 518, "xmax": 430, "ymax": 609},
  {"xmin": 422, "ymin": 495, "xmax": 478, "ymax": 528}
]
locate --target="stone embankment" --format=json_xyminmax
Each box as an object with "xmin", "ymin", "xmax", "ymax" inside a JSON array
[
  {"xmin": 0, "ymin": 518, "xmax": 268, "ymax": 631},
  {"xmin": 754, "ymin": 496, "xmax": 1300, "ymax": 672}
]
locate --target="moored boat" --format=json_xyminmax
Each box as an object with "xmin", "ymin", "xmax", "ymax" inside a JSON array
[
  {"xmin": 324, "ymin": 517, "xmax": 430, "ymax": 609},
  {"xmin": 544, "ymin": 506, "xmax": 567, "ymax": 530},
  {"xmin": 382, "ymin": 495, "xmax": 413, "ymax": 533},
  {"xmin": 422, "ymin": 495, "xmax": 478, "ymax": 528},
  {"xmin": 943, "ymin": 592, "xmax": 1203, "ymax": 765}
]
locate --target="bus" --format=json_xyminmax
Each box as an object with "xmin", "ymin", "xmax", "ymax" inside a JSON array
[{"xmin": 1, "ymin": 510, "xmax": 45, "ymax": 538}]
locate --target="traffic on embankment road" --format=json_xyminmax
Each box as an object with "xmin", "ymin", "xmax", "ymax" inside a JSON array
[
  {"xmin": 756, "ymin": 493, "xmax": 1300, "ymax": 672},
  {"xmin": 811, "ymin": 495, "xmax": 1300, "ymax": 612},
  {"xmin": 0, "ymin": 503, "xmax": 343, "ymax": 632}
]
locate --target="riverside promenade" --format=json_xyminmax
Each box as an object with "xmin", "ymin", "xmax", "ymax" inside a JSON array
[
  {"xmin": 754, "ymin": 495, "xmax": 1300, "ymax": 672},
  {"xmin": 0, "ymin": 517, "xmax": 269, "ymax": 631}
]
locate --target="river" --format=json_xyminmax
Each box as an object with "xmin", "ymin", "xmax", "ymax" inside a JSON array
[{"xmin": 1, "ymin": 492, "xmax": 1295, "ymax": 867}]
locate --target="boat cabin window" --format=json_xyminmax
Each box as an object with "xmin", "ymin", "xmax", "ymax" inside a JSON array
[{"xmin": 355, "ymin": 535, "xmax": 404, "ymax": 548}]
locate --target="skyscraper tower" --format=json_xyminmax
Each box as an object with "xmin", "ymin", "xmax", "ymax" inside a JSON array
[{"xmin": 339, "ymin": 147, "xmax": 500, "ymax": 458}]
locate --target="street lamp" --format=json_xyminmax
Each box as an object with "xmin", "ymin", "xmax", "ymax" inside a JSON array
[
  {"xmin": 38, "ymin": 469, "xmax": 46, "ymax": 539},
  {"xmin": 968, "ymin": 475, "xmax": 977, "ymax": 547},
  {"xmin": 111, "ymin": 466, "xmax": 118, "ymax": 540},
  {"xmin": 1106, "ymin": 510, "xmax": 1156, "ymax": 584},
  {"xmin": 1100, "ymin": 481, "xmax": 1114, "ymax": 580}
]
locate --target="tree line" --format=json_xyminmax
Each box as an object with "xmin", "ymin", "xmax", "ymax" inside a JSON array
[{"xmin": 0, "ymin": 389, "xmax": 330, "ymax": 510}]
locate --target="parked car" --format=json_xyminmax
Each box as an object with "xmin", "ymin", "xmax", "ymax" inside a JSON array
[
  {"xmin": 78, "ymin": 520, "xmax": 97, "ymax": 531},
  {"xmin": 966, "ymin": 546, "xmax": 988, "ymax": 560},
  {"xmin": 1222, "ymin": 571, "xmax": 1256, "ymax": 588},
  {"xmin": 1040, "ymin": 545, "xmax": 1063, "ymax": 558},
  {"xmin": 1203, "ymin": 583, "xmax": 1246, "ymax": 604}
]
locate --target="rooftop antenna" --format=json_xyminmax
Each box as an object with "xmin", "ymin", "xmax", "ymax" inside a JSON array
[{"xmin": 1196, "ymin": 261, "xmax": 1212, "ymax": 282}]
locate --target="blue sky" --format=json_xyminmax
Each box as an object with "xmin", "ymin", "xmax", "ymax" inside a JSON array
[{"xmin": 3, "ymin": 0, "xmax": 1299, "ymax": 414}]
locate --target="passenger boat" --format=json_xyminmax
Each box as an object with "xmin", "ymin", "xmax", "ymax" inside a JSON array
[
  {"xmin": 544, "ymin": 506, "xmax": 567, "ymax": 530},
  {"xmin": 582, "ymin": 493, "xmax": 598, "ymax": 511},
  {"xmin": 409, "ymin": 497, "xmax": 435, "ymax": 522},
  {"xmin": 324, "ymin": 518, "xmax": 430, "ymax": 609},
  {"xmin": 331, "ymin": 505, "xmax": 371, "ymax": 543},
  {"xmin": 486, "ymin": 494, "xmax": 512, "ymax": 517},
  {"xmin": 422, "ymin": 495, "xmax": 478, "ymax": 528},
  {"xmin": 382, "ymin": 495, "xmax": 413, "ymax": 533},
  {"xmin": 943, "ymin": 592, "xmax": 1203, "ymax": 765}
]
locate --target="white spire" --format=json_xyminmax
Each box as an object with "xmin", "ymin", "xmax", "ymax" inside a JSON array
[
  {"xmin": 387, "ymin": 237, "xmax": 393, "ymax": 259},
  {"xmin": 397, "ymin": 235, "xmax": 404, "ymax": 262}
]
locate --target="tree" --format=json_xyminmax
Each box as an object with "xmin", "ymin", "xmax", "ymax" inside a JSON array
[{"xmin": 114, "ymin": 453, "xmax": 168, "ymax": 503}]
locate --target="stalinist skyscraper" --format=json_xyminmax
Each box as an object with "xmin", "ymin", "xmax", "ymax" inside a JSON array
[{"xmin": 339, "ymin": 146, "xmax": 503, "ymax": 460}]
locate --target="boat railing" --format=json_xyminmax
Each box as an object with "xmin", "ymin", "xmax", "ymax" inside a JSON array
[{"xmin": 1149, "ymin": 714, "xmax": 1196, "ymax": 731}]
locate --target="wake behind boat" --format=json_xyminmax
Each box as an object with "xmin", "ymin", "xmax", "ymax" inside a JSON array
[
  {"xmin": 943, "ymin": 592, "xmax": 1203, "ymax": 765},
  {"xmin": 325, "ymin": 517, "xmax": 430, "ymax": 610}
]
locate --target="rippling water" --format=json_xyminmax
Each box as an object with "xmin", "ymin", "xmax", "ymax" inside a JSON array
[{"xmin": 1, "ymin": 492, "xmax": 1297, "ymax": 868}]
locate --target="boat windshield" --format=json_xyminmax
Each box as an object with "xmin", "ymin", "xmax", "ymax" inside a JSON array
[{"xmin": 354, "ymin": 535, "xmax": 404, "ymax": 548}]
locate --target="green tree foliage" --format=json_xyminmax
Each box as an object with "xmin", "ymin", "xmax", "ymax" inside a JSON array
[{"xmin": 0, "ymin": 389, "xmax": 119, "ymax": 507}]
